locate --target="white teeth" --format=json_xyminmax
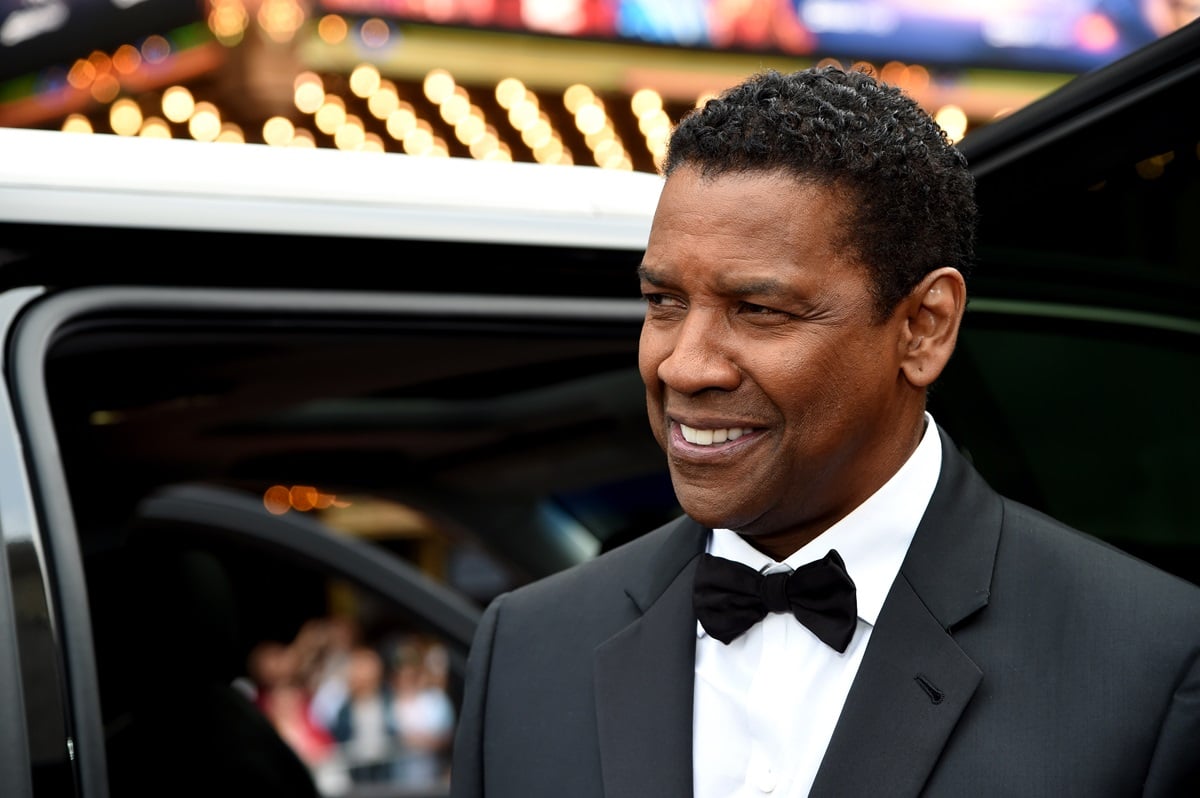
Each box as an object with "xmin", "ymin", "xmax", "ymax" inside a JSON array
[{"xmin": 680, "ymin": 423, "xmax": 748, "ymax": 446}]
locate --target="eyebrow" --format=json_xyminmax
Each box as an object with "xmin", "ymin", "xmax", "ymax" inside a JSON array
[
  {"xmin": 636, "ymin": 265, "xmax": 664, "ymax": 286},
  {"xmin": 718, "ymin": 277, "xmax": 793, "ymax": 298},
  {"xmin": 637, "ymin": 265, "xmax": 803, "ymax": 303}
]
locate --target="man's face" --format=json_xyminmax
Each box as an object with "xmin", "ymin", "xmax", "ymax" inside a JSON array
[{"xmin": 638, "ymin": 167, "xmax": 920, "ymax": 555}]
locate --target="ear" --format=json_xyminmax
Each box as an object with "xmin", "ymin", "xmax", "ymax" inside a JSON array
[{"xmin": 898, "ymin": 267, "xmax": 966, "ymax": 388}]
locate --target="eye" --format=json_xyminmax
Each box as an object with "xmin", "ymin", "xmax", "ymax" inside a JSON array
[
  {"xmin": 740, "ymin": 302, "xmax": 784, "ymax": 316},
  {"xmin": 642, "ymin": 292, "xmax": 684, "ymax": 309}
]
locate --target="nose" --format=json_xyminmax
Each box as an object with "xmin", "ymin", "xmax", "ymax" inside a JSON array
[{"xmin": 652, "ymin": 309, "xmax": 741, "ymax": 395}]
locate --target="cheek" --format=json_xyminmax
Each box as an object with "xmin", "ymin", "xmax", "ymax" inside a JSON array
[
  {"xmin": 638, "ymin": 326, "xmax": 666, "ymax": 388},
  {"xmin": 754, "ymin": 341, "xmax": 875, "ymax": 419}
]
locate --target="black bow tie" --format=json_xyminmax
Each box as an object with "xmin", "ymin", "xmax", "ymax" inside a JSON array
[{"xmin": 693, "ymin": 549, "xmax": 858, "ymax": 652}]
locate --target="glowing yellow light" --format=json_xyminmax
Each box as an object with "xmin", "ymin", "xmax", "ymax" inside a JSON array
[
  {"xmin": 599, "ymin": 152, "xmax": 633, "ymax": 170},
  {"xmin": 294, "ymin": 74, "xmax": 325, "ymax": 115},
  {"xmin": 109, "ymin": 98, "xmax": 143, "ymax": 136},
  {"xmin": 209, "ymin": 0, "xmax": 250, "ymax": 42},
  {"xmin": 362, "ymin": 133, "xmax": 385, "ymax": 153},
  {"xmin": 585, "ymin": 122, "xmax": 616, "ymax": 152},
  {"xmin": 563, "ymin": 83, "xmax": 594, "ymax": 114},
  {"xmin": 631, "ymin": 88, "xmax": 662, "ymax": 118},
  {"xmin": 314, "ymin": 94, "xmax": 347, "ymax": 134},
  {"xmin": 162, "ymin": 85, "xmax": 195, "ymax": 123},
  {"xmin": 495, "ymin": 77, "xmax": 526, "ymax": 109},
  {"xmin": 188, "ymin": 101, "xmax": 221, "ymax": 141},
  {"xmin": 139, "ymin": 118, "xmax": 173, "ymax": 138},
  {"xmin": 594, "ymin": 138, "xmax": 622, "ymax": 164},
  {"xmin": 423, "ymin": 68, "xmax": 455, "ymax": 104},
  {"xmin": 349, "ymin": 63, "xmax": 382, "ymax": 98},
  {"xmin": 508, "ymin": 98, "xmax": 538, "ymax": 131},
  {"xmin": 263, "ymin": 115, "xmax": 295, "ymax": 146},
  {"xmin": 533, "ymin": 137, "xmax": 565, "ymax": 164},
  {"xmin": 521, "ymin": 117, "xmax": 552, "ymax": 149},
  {"xmin": 366, "ymin": 80, "xmax": 399, "ymax": 118},
  {"xmin": 455, "ymin": 114, "xmax": 486, "ymax": 145},
  {"xmin": 334, "ymin": 114, "xmax": 366, "ymax": 150},
  {"xmin": 934, "ymin": 104, "xmax": 968, "ymax": 144},
  {"xmin": 216, "ymin": 122, "xmax": 245, "ymax": 143},
  {"xmin": 575, "ymin": 103, "xmax": 606, "ymax": 136},
  {"xmin": 290, "ymin": 129, "xmax": 317, "ymax": 147},
  {"xmin": 61, "ymin": 114, "xmax": 93, "ymax": 133},
  {"xmin": 638, "ymin": 108, "xmax": 671, "ymax": 138},
  {"xmin": 386, "ymin": 106, "xmax": 417, "ymax": 139},
  {"xmin": 469, "ymin": 132, "xmax": 499, "ymax": 160},
  {"xmin": 402, "ymin": 126, "xmax": 434, "ymax": 155},
  {"xmin": 648, "ymin": 138, "xmax": 667, "ymax": 163},
  {"xmin": 258, "ymin": 0, "xmax": 306, "ymax": 43},
  {"xmin": 439, "ymin": 91, "xmax": 471, "ymax": 125}
]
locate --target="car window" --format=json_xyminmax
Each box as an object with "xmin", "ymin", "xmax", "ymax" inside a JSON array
[
  {"xmin": 85, "ymin": 489, "xmax": 470, "ymax": 797},
  {"xmin": 931, "ymin": 309, "xmax": 1200, "ymax": 585},
  {"xmin": 8, "ymin": 283, "xmax": 671, "ymax": 797}
]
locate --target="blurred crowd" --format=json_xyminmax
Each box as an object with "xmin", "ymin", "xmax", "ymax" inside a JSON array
[{"xmin": 241, "ymin": 615, "xmax": 456, "ymax": 795}]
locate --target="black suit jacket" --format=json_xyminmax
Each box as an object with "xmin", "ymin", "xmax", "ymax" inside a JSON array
[{"xmin": 450, "ymin": 427, "xmax": 1200, "ymax": 796}]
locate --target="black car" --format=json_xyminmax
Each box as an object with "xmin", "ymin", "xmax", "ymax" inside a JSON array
[{"xmin": 0, "ymin": 17, "xmax": 1197, "ymax": 798}]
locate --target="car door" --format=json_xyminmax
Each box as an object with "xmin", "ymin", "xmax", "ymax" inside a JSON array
[
  {"xmin": 949, "ymin": 17, "xmax": 1200, "ymax": 584},
  {"xmin": 0, "ymin": 133, "xmax": 665, "ymax": 798},
  {"xmin": 0, "ymin": 277, "xmax": 669, "ymax": 798}
]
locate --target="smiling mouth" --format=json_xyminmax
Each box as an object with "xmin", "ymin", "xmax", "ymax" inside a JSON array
[{"xmin": 678, "ymin": 423, "xmax": 752, "ymax": 446}]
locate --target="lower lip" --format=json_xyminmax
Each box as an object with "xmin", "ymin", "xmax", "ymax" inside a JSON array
[{"xmin": 668, "ymin": 423, "xmax": 762, "ymax": 460}]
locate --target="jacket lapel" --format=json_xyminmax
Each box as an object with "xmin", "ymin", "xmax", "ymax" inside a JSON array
[
  {"xmin": 811, "ymin": 426, "xmax": 1003, "ymax": 797},
  {"xmin": 594, "ymin": 516, "xmax": 707, "ymax": 798}
]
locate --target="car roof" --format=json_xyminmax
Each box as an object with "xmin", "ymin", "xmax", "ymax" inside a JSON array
[
  {"xmin": 957, "ymin": 16, "xmax": 1200, "ymax": 322},
  {"xmin": 0, "ymin": 126, "xmax": 663, "ymax": 249},
  {"xmin": 959, "ymin": 16, "xmax": 1200, "ymax": 179},
  {"xmin": 0, "ymin": 127, "xmax": 664, "ymax": 297}
]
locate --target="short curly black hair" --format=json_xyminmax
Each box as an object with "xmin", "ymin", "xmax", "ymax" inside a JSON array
[{"xmin": 662, "ymin": 66, "xmax": 977, "ymax": 320}]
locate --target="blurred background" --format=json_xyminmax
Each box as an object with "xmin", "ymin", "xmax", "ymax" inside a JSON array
[{"xmin": 2, "ymin": 0, "xmax": 1198, "ymax": 171}]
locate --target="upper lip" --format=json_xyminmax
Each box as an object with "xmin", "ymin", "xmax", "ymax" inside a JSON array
[{"xmin": 669, "ymin": 414, "xmax": 760, "ymax": 430}]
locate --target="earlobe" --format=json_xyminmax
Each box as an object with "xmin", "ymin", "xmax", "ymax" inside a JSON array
[{"xmin": 900, "ymin": 267, "xmax": 966, "ymax": 388}]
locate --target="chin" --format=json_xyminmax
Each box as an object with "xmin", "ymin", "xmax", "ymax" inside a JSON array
[{"xmin": 676, "ymin": 496, "xmax": 755, "ymax": 533}]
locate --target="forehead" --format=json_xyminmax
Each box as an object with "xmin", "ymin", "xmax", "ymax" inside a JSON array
[{"xmin": 643, "ymin": 167, "xmax": 862, "ymax": 290}]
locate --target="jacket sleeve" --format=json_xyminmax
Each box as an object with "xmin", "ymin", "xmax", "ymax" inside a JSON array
[
  {"xmin": 1141, "ymin": 645, "xmax": 1200, "ymax": 796},
  {"xmin": 449, "ymin": 592, "xmax": 507, "ymax": 798}
]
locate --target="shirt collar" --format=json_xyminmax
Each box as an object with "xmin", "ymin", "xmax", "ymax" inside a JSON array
[{"xmin": 707, "ymin": 413, "xmax": 942, "ymax": 627}]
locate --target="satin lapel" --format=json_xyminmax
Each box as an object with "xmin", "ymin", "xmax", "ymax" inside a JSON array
[
  {"xmin": 809, "ymin": 577, "xmax": 982, "ymax": 797},
  {"xmin": 595, "ymin": 517, "xmax": 707, "ymax": 798},
  {"xmin": 810, "ymin": 426, "xmax": 1002, "ymax": 797}
]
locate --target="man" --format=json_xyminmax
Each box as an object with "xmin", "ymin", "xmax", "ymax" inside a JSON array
[{"xmin": 449, "ymin": 66, "xmax": 1200, "ymax": 797}]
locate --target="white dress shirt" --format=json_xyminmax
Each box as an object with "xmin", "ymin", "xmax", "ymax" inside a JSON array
[{"xmin": 693, "ymin": 414, "xmax": 943, "ymax": 798}]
